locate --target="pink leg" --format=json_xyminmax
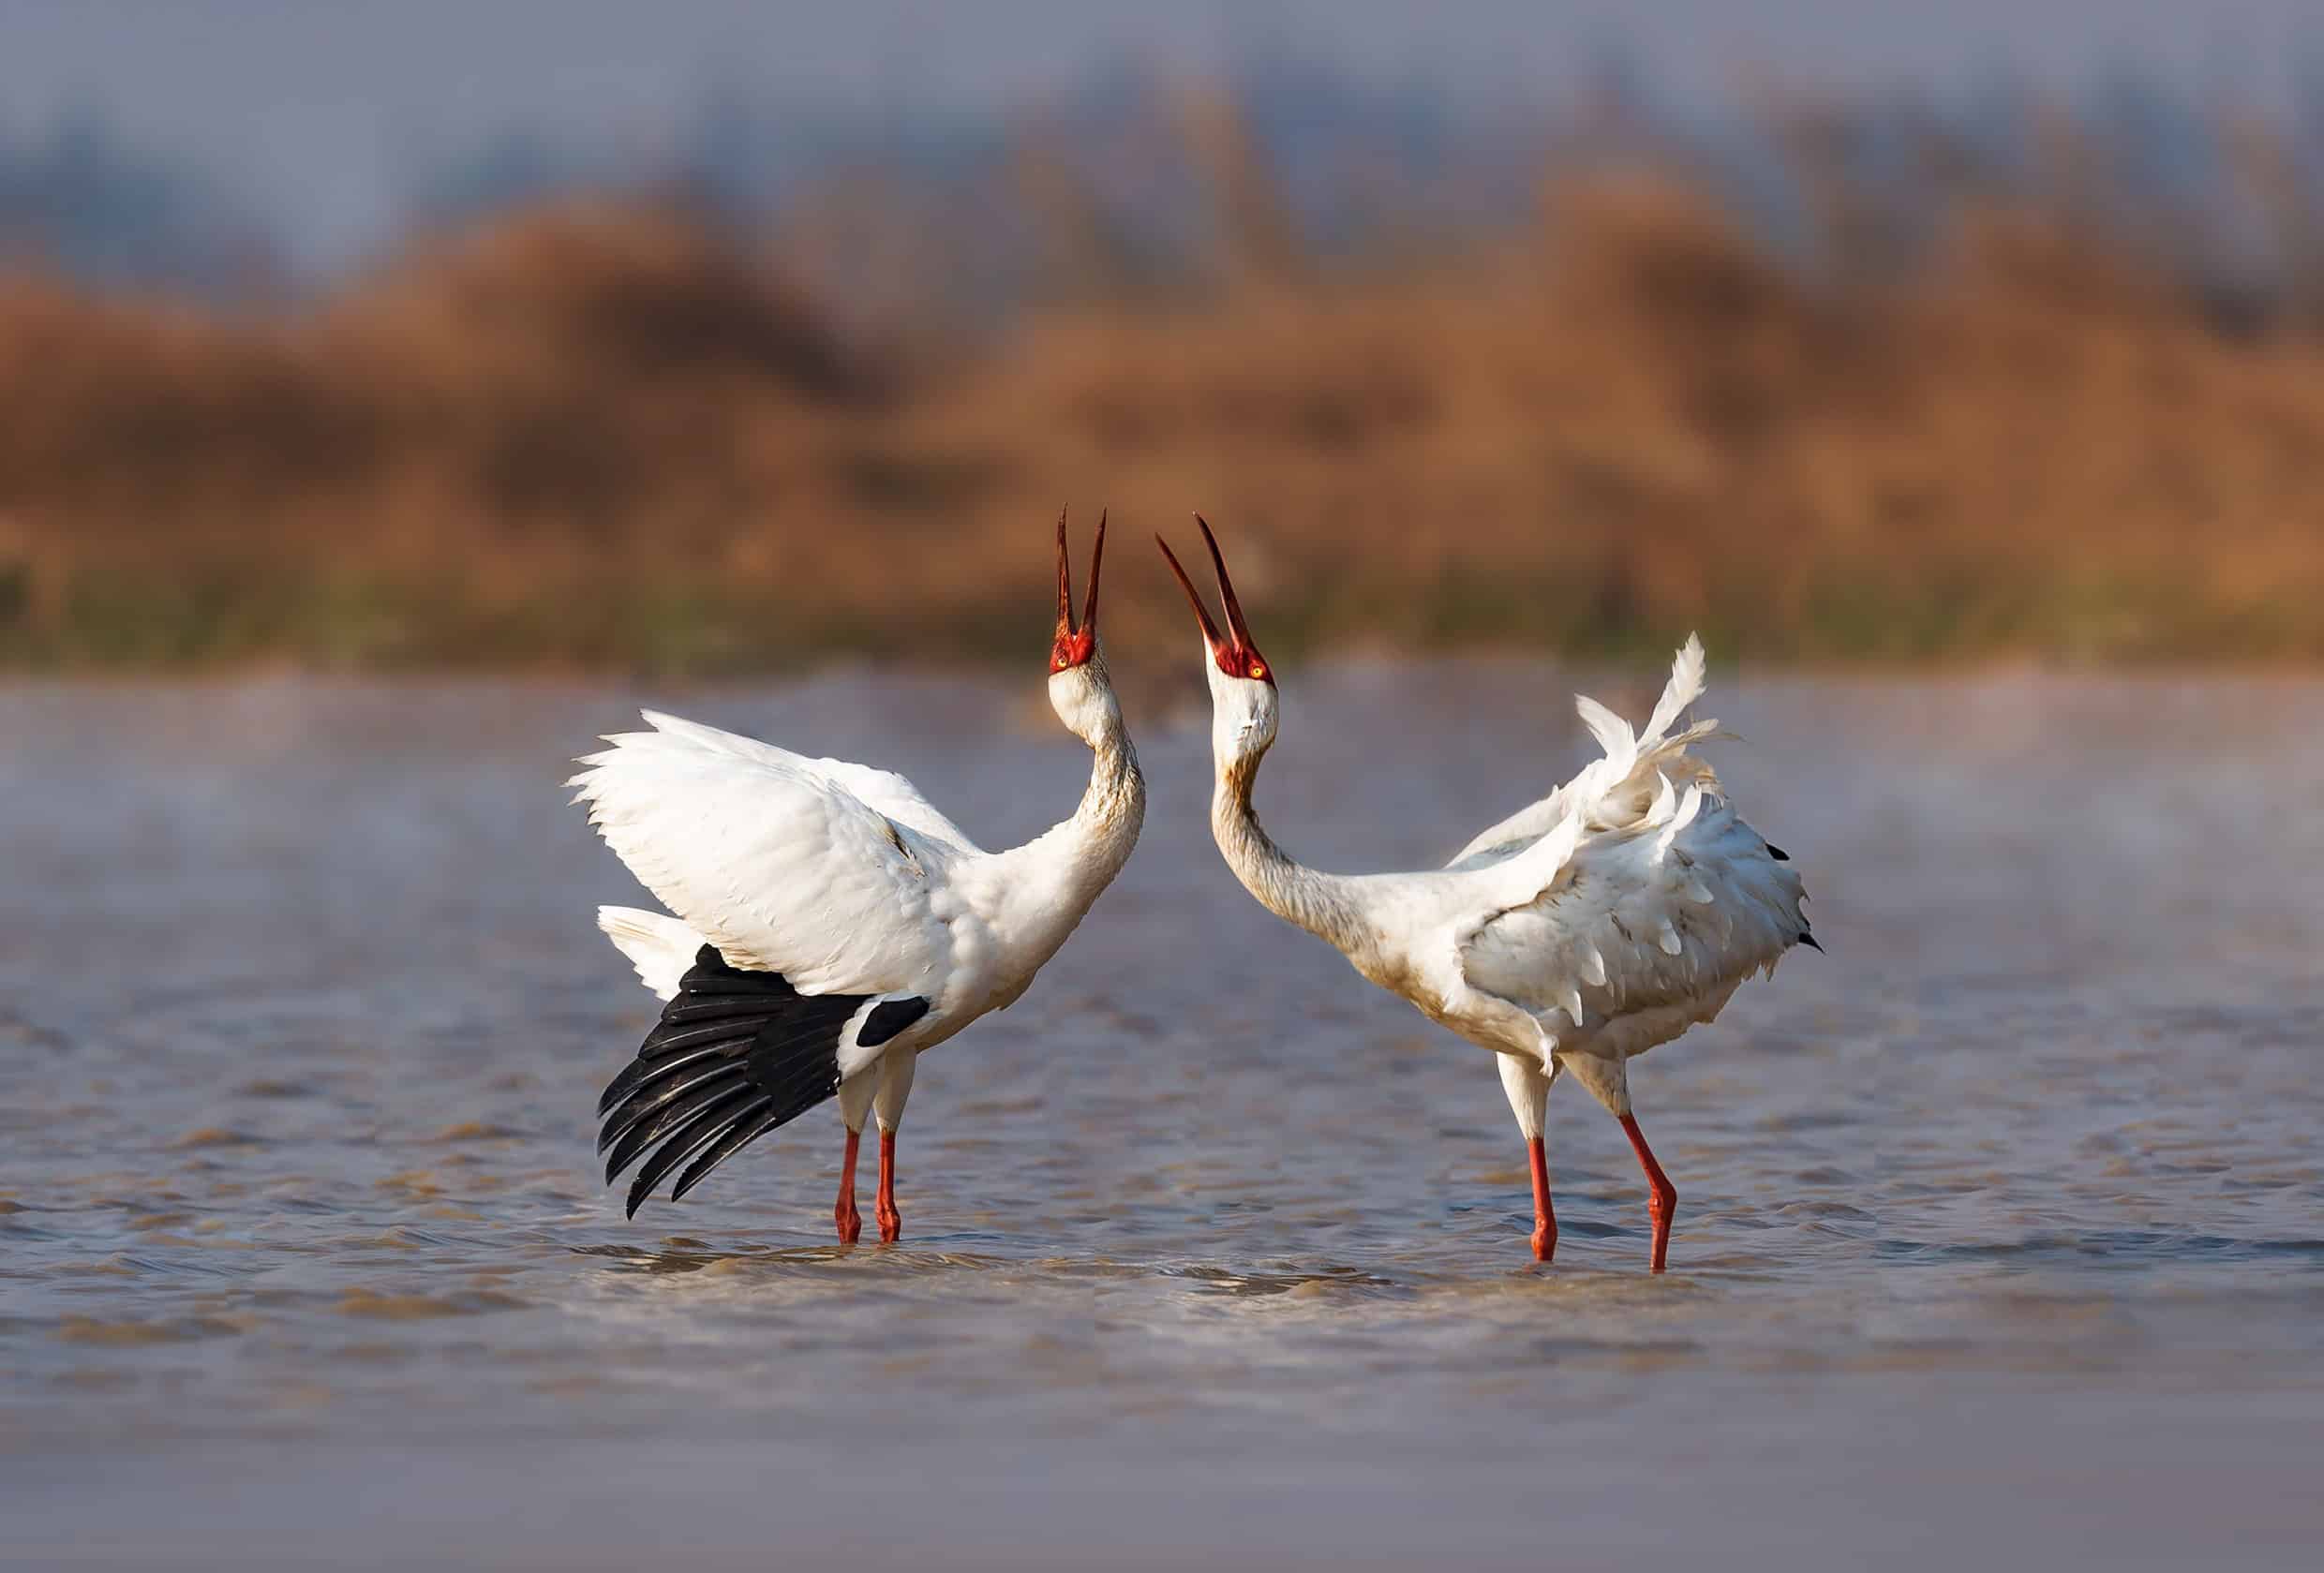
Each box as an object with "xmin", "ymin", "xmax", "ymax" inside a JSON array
[
  {"xmin": 1527, "ymin": 1136, "xmax": 1557, "ymax": 1263},
  {"xmin": 1618, "ymin": 1114, "xmax": 1677, "ymax": 1273},
  {"xmin": 834, "ymin": 1130, "xmax": 862, "ymax": 1244},
  {"xmin": 874, "ymin": 1131, "xmax": 902, "ymax": 1243}
]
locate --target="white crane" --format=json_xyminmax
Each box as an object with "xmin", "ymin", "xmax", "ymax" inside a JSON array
[
  {"xmin": 571, "ymin": 512, "xmax": 1143, "ymax": 1240},
  {"xmin": 1156, "ymin": 518, "xmax": 1812, "ymax": 1271}
]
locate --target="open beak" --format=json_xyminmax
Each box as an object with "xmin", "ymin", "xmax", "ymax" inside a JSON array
[
  {"xmin": 1155, "ymin": 514, "xmax": 1271, "ymax": 684},
  {"xmin": 1051, "ymin": 507, "xmax": 1104, "ymax": 670}
]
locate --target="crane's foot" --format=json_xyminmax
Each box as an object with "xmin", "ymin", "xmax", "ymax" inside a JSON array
[
  {"xmin": 1619, "ymin": 1114, "xmax": 1677, "ymax": 1274},
  {"xmin": 1527, "ymin": 1136, "xmax": 1557, "ymax": 1263},
  {"xmin": 835, "ymin": 1201, "xmax": 862, "ymax": 1245}
]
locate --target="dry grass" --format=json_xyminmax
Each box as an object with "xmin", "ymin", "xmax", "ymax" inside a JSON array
[{"xmin": 5, "ymin": 171, "xmax": 2324, "ymax": 672}]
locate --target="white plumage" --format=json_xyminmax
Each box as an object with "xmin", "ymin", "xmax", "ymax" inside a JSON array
[
  {"xmin": 1159, "ymin": 518, "xmax": 1811, "ymax": 1270},
  {"xmin": 572, "ymin": 512, "xmax": 1140, "ymax": 1237},
  {"xmin": 576, "ymin": 714, "xmax": 960, "ymax": 1006},
  {"xmin": 595, "ymin": 905, "xmax": 707, "ymax": 1001},
  {"xmin": 1449, "ymin": 634, "xmax": 1806, "ymax": 1061}
]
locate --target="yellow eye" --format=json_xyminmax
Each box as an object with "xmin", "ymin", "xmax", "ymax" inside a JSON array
[{"xmin": 1249, "ymin": 661, "xmax": 1267, "ymax": 678}]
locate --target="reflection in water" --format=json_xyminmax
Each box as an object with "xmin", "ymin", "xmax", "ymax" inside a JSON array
[{"xmin": 1, "ymin": 670, "xmax": 2320, "ymax": 1565}]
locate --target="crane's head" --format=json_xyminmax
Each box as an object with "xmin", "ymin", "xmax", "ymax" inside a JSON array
[
  {"xmin": 1047, "ymin": 507, "xmax": 1118, "ymax": 744},
  {"xmin": 1155, "ymin": 514, "xmax": 1279, "ymax": 764}
]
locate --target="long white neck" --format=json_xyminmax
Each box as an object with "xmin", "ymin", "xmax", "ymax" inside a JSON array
[
  {"xmin": 1211, "ymin": 749, "xmax": 1365, "ymax": 954},
  {"xmin": 990, "ymin": 706, "xmax": 1145, "ymax": 963}
]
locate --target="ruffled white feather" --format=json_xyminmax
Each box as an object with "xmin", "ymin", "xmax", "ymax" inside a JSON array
[{"xmin": 1445, "ymin": 633, "xmax": 1810, "ymax": 1060}]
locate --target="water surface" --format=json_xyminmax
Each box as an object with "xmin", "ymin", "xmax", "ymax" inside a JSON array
[{"xmin": 3, "ymin": 669, "xmax": 2319, "ymax": 1568}]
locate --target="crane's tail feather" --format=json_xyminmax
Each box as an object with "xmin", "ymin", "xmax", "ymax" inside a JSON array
[
  {"xmin": 599, "ymin": 945, "xmax": 886, "ymax": 1217},
  {"xmin": 1562, "ymin": 633, "xmax": 1727, "ymax": 832},
  {"xmin": 1640, "ymin": 632, "xmax": 1707, "ymax": 748},
  {"xmin": 597, "ymin": 906, "xmax": 707, "ymax": 1001},
  {"xmin": 1572, "ymin": 695, "xmax": 1636, "ymax": 780}
]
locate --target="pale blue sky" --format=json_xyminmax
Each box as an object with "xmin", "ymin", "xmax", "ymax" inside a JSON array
[{"xmin": 2, "ymin": 1, "xmax": 2316, "ymax": 267}]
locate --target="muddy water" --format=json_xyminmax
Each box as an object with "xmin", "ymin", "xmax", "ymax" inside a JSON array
[{"xmin": 2, "ymin": 669, "xmax": 2319, "ymax": 1570}]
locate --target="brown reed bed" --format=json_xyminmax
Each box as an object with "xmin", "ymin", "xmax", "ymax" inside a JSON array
[{"xmin": 4, "ymin": 161, "xmax": 2323, "ymax": 672}]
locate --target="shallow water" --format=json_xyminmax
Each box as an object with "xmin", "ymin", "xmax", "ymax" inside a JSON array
[{"xmin": 3, "ymin": 668, "xmax": 2319, "ymax": 1569}]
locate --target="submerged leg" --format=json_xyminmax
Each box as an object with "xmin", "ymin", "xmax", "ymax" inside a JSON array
[
  {"xmin": 1557, "ymin": 1049, "xmax": 1674, "ymax": 1272},
  {"xmin": 872, "ymin": 1051, "xmax": 916, "ymax": 1244},
  {"xmin": 1497, "ymin": 1055, "xmax": 1557, "ymax": 1262},
  {"xmin": 1618, "ymin": 1113, "xmax": 1678, "ymax": 1273},
  {"xmin": 834, "ymin": 1076, "xmax": 873, "ymax": 1244},
  {"xmin": 835, "ymin": 1129, "xmax": 863, "ymax": 1244},
  {"xmin": 1526, "ymin": 1137, "xmax": 1557, "ymax": 1263},
  {"xmin": 874, "ymin": 1132, "xmax": 901, "ymax": 1242}
]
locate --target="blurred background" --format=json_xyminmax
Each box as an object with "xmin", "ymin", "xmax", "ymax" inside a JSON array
[
  {"xmin": 7, "ymin": 0, "xmax": 2324, "ymax": 671},
  {"xmin": 8, "ymin": 11, "xmax": 2324, "ymax": 1568}
]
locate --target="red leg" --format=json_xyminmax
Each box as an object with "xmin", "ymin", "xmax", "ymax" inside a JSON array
[
  {"xmin": 1618, "ymin": 1114, "xmax": 1677, "ymax": 1273},
  {"xmin": 1527, "ymin": 1136, "xmax": 1557, "ymax": 1263},
  {"xmin": 834, "ymin": 1129, "xmax": 862, "ymax": 1244},
  {"xmin": 874, "ymin": 1130, "xmax": 901, "ymax": 1243}
]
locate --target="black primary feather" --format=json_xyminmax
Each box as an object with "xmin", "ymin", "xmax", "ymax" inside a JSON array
[
  {"xmin": 857, "ymin": 997, "xmax": 931, "ymax": 1047},
  {"xmin": 595, "ymin": 945, "xmax": 931, "ymax": 1217}
]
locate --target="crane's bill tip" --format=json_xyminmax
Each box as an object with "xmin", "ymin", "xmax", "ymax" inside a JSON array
[
  {"xmin": 1155, "ymin": 534, "xmax": 1222, "ymax": 644},
  {"xmin": 1054, "ymin": 509, "xmax": 1076, "ymax": 631},
  {"xmin": 1196, "ymin": 515, "xmax": 1253, "ymax": 646},
  {"xmin": 1080, "ymin": 511, "xmax": 1106, "ymax": 632}
]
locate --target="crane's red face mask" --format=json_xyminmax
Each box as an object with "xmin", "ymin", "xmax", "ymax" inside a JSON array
[
  {"xmin": 1050, "ymin": 508, "xmax": 1105, "ymax": 672},
  {"xmin": 1155, "ymin": 515, "xmax": 1274, "ymax": 686}
]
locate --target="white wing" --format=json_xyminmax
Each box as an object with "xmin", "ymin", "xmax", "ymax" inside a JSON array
[
  {"xmin": 570, "ymin": 713, "xmax": 957, "ymax": 997},
  {"xmin": 630, "ymin": 710, "xmax": 986, "ymax": 855},
  {"xmin": 1447, "ymin": 634, "xmax": 1716, "ymax": 870},
  {"xmin": 1445, "ymin": 777, "xmax": 1587, "ymax": 872},
  {"xmin": 1458, "ymin": 794, "xmax": 1805, "ymax": 1033}
]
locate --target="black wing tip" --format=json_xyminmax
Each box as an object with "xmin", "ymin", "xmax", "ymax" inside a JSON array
[
  {"xmin": 1798, "ymin": 929, "xmax": 1825, "ymax": 953},
  {"xmin": 1765, "ymin": 841, "xmax": 1791, "ymax": 862},
  {"xmin": 595, "ymin": 960, "xmax": 867, "ymax": 1216},
  {"xmin": 670, "ymin": 1106, "xmax": 785, "ymax": 1204}
]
